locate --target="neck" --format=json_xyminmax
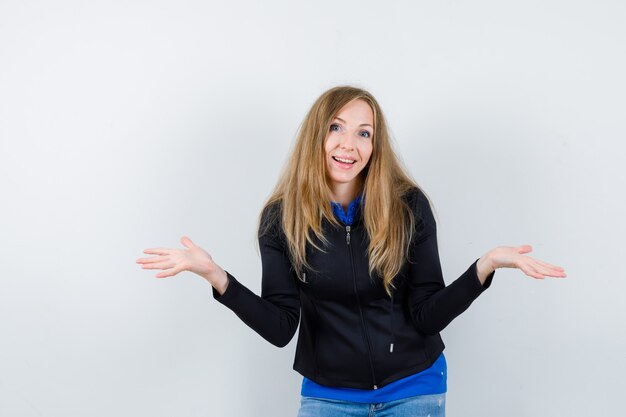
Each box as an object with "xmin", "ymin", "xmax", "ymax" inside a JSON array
[{"xmin": 330, "ymin": 179, "xmax": 362, "ymax": 210}]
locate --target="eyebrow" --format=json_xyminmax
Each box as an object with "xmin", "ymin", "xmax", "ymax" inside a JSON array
[{"xmin": 333, "ymin": 117, "xmax": 373, "ymax": 128}]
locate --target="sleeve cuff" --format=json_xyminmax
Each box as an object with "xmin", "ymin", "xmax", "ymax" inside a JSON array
[
  {"xmin": 472, "ymin": 258, "xmax": 495, "ymax": 290},
  {"xmin": 212, "ymin": 271, "xmax": 239, "ymax": 305}
]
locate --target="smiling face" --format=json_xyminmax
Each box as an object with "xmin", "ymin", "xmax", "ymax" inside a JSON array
[{"xmin": 324, "ymin": 99, "xmax": 374, "ymax": 201}]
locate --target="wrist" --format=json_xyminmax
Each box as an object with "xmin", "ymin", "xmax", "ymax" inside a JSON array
[
  {"xmin": 476, "ymin": 252, "xmax": 495, "ymax": 285},
  {"xmin": 206, "ymin": 267, "xmax": 229, "ymax": 295}
]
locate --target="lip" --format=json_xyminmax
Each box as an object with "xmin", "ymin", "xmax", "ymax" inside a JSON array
[
  {"xmin": 332, "ymin": 155, "xmax": 357, "ymax": 163},
  {"xmin": 331, "ymin": 157, "xmax": 356, "ymax": 169}
]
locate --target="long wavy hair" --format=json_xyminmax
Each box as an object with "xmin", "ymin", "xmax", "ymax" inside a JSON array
[{"xmin": 259, "ymin": 85, "xmax": 424, "ymax": 295}]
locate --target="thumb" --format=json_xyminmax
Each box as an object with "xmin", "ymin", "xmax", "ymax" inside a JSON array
[
  {"xmin": 517, "ymin": 244, "xmax": 533, "ymax": 254},
  {"xmin": 181, "ymin": 236, "xmax": 195, "ymax": 248}
]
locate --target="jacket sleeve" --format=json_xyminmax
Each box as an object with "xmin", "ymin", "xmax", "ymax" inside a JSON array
[
  {"xmin": 406, "ymin": 188, "xmax": 494, "ymax": 335},
  {"xmin": 211, "ymin": 205, "xmax": 301, "ymax": 347}
]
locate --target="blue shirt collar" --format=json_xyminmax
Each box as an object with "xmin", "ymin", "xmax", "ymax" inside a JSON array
[{"xmin": 330, "ymin": 195, "xmax": 364, "ymax": 226}]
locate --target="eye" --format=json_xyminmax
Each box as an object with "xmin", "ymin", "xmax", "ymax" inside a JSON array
[
  {"xmin": 329, "ymin": 123, "xmax": 341, "ymax": 132},
  {"xmin": 360, "ymin": 130, "xmax": 371, "ymax": 138}
]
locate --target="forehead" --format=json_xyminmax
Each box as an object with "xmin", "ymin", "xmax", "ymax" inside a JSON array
[{"xmin": 334, "ymin": 99, "xmax": 374, "ymax": 124}]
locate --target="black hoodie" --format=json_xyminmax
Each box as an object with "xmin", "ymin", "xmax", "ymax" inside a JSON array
[{"xmin": 213, "ymin": 187, "xmax": 494, "ymax": 390}]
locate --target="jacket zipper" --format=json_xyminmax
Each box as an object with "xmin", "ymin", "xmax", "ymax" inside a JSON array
[{"xmin": 346, "ymin": 225, "xmax": 379, "ymax": 390}]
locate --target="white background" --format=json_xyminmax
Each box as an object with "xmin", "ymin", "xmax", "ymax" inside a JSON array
[{"xmin": 1, "ymin": 1, "xmax": 624, "ymax": 416}]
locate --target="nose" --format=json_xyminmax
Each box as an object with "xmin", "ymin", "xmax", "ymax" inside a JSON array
[{"xmin": 338, "ymin": 130, "xmax": 357, "ymax": 150}]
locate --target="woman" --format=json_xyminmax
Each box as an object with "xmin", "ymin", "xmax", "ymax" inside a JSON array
[{"xmin": 136, "ymin": 86, "xmax": 566, "ymax": 416}]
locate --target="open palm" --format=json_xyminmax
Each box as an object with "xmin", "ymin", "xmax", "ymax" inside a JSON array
[
  {"xmin": 489, "ymin": 245, "xmax": 566, "ymax": 279},
  {"xmin": 136, "ymin": 236, "xmax": 215, "ymax": 278}
]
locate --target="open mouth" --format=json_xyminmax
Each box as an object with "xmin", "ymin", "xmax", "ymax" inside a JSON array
[{"xmin": 332, "ymin": 156, "xmax": 356, "ymax": 164}]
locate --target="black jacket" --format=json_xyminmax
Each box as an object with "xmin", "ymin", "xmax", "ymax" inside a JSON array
[{"xmin": 213, "ymin": 187, "xmax": 494, "ymax": 390}]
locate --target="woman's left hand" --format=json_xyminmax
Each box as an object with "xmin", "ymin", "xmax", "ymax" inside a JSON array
[{"xmin": 477, "ymin": 245, "xmax": 567, "ymax": 284}]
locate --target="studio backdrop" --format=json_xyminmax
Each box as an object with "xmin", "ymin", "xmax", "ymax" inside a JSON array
[{"xmin": 0, "ymin": 1, "xmax": 624, "ymax": 416}]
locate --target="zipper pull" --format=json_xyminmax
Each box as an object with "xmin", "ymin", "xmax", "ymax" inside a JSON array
[
  {"xmin": 346, "ymin": 225, "xmax": 351, "ymax": 245},
  {"xmin": 373, "ymin": 385, "xmax": 378, "ymax": 390},
  {"xmin": 389, "ymin": 343, "xmax": 394, "ymax": 353}
]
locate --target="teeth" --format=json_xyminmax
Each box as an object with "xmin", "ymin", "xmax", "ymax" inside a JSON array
[{"xmin": 335, "ymin": 157, "xmax": 355, "ymax": 164}]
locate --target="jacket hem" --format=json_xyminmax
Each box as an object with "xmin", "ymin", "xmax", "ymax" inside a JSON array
[{"xmin": 293, "ymin": 336, "xmax": 445, "ymax": 390}]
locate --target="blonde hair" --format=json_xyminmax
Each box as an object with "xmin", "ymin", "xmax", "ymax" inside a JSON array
[{"xmin": 259, "ymin": 85, "xmax": 423, "ymax": 295}]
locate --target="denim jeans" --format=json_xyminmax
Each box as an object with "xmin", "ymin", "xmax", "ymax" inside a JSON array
[{"xmin": 297, "ymin": 393, "xmax": 446, "ymax": 417}]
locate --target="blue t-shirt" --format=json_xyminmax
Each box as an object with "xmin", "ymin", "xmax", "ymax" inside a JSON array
[
  {"xmin": 301, "ymin": 352, "xmax": 447, "ymax": 403},
  {"xmin": 300, "ymin": 195, "xmax": 447, "ymax": 403}
]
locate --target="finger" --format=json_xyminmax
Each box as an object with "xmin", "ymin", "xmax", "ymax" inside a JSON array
[
  {"xmin": 517, "ymin": 245, "xmax": 533, "ymax": 254},
  {"xmin": 136, "ymin": 255, "xmax": 168, "ymax": 264},
  {"xmin": 534, "ymin": 258, "xmax": 565, "ymax": 272},
  {"xmin": 141, "ymin": 260, "xmax": 176, "ymax": 270},
  {"xmin": 537, "ymin": 266, "xmax": 567, "ymax": 278},
  {"xmin": 520, "ymin": 263, "xmax": 544, "ymax": 280},
  {"xmin": 527, "ymin": 259, "xmax": 567, "ymax": 278},
  {"xmin": 143, "ymin": 248, "xmax": 171, "ymax": 255},
  {"xmin": 181, "ymin": 236, "xmax": 195, "ymax": 248},
  {"xmin": 156, "ymin": 266, "xmax": 183, "ymax": 278}
]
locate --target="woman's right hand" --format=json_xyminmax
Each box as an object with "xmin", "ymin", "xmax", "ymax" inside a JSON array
[{"xmin": 136, "ymin": 236, "xmax": 229, "ymax": 294}]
